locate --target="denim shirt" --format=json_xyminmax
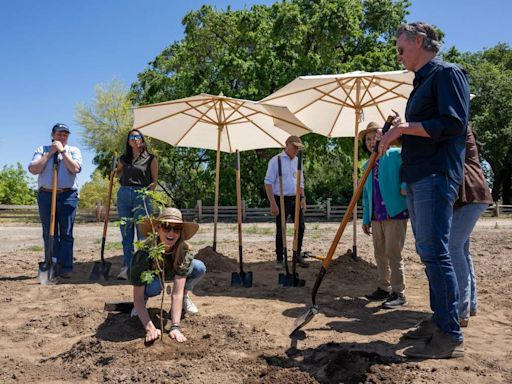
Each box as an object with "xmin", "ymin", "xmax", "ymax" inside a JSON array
[{"xmin": 401, "ymin": 58, "xmax": 470, "ymax": 184}]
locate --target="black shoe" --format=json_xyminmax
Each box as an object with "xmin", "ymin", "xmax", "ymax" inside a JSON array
[
  {"xmin": 365, "ymin": 287, "xmax": 390, "ymax": 301},
  {"xmin": 382, "ymin": 292, "xmax": 408, "ymax": 308},
  {"xmin": 403, "ymin": 317, "xmax": 436, "ymax": 340}
]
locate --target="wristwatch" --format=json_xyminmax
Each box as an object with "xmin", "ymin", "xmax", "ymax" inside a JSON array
[{"xmin": 60, "ymin": 149, "xmax": 67, "ymax": 154}]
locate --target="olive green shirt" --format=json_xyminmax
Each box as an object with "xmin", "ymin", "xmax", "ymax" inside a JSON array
[{"xmin": 129, "ymin": 247, "xmax": 195, "ymax": 286}]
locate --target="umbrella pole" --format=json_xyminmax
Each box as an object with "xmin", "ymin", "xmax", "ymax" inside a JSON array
[
  {"xmin": 352, "ymin": 107, "xmax": 361, "ymax": 261},
  {"xmin": 213, "ymin": 125, "xmax": 222, "ymax": 252}
]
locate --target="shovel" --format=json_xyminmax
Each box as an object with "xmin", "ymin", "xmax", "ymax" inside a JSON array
[
  {"xmin": 291, "ymin": 150, "xmax": 306, "ymax": 287},
  {"xmin": 38, "ymin": 152, "xmax": 60, "ymax": 285},
  {"xmin": 90, "ymin": 152, "xmax": 116, "ymax": 281},
  {"xmin": 231, "ymin": 150, "xmax": 253, "ymax": 287},
  {"xmin": 277, "ymin": 155, "xmax": 299, "ymax": 287},
  {"xmin": 291, "ymin": 114, "xmax": 395, "ymax": 335}
]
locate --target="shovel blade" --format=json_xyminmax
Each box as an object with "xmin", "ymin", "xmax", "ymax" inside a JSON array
[
  {"xmin": 279, "ymin": 272, "xmax": 305, "ymax": 287},
  {"xmin": 231, "ymin": 271, "xmax": 253, "ymax": 287},
  {"xmin": 89, "ymin": 261, "xmax": 112, "ymax": 281},
  {"xmin": 290, "ymin": 305, "xmax": 319, "ymax": 336},
  {"xmin": 38, "ymin": 261, "xmax": 59, "ymax": 285}
]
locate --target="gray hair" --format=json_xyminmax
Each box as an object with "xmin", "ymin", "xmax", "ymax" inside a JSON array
[{"xmin": 396, "ymin": 22, "xmax": 441, "ymax": 53}]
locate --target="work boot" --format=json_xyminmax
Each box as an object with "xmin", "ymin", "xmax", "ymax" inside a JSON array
[
  {"xmin": 403, "ymin": 317, "xmax": 436, "ymax": 340},
  {"xmin": 382, "ymin": 292, "xmax": 408, "ymax": 309},
  {"xmin": 404, "ymin": 328, "xmax": 464, "ymax": 359},
  {"xmin": 365, "ymin": 287, "xmax": 390, "ymax": 301}
]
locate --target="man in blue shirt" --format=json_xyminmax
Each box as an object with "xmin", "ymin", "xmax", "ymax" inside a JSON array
[
  {"xmin": 379, "ymin": 22, "xmax": 470, "ymax": 359},
  {"xmin": 29, "ymin": 123, "xmax": 82, "ymax": 279},
  {"xmin": 264, "ymin": 135, "xmax": 307, "ymax": 268}
]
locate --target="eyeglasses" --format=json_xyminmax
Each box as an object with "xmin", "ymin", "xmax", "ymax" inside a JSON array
[
  {"xmin": 160, "ymin": 224, "xmax": 183, "ymax": 233},
  {"xmin": 129, "ymin": 134, "xmax": 142, "ymax": 140},
  {"xmin": 396, "ymin": 47, "xmax": 404, "ymax": 56}
]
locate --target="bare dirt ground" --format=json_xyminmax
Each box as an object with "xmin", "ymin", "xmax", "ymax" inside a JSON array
[{"xmin": 0, "ymin": 217, "xmax": 511, "ymax": 383}]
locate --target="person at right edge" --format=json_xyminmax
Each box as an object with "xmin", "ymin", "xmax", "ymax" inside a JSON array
[
  {"xmin": 449, "ymin": 127, "xmax": 493, "ymax": 328},
  {"xmin": 379, "ymin": 22, "xmax": 470, "ymax": 359}
]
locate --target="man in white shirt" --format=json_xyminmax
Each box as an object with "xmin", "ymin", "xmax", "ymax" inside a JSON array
[{"xmin": 264, "ymin": 135, "xmax": 307, "ymax": 268}]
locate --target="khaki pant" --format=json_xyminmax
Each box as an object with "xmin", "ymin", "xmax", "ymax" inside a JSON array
[{"xmin": 371, "ymin": 219, "xmax": 407, "ymax": 294}]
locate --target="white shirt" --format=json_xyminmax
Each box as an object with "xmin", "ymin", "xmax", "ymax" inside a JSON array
[{"xmin": 264, "ymin": 151, "xmax": 304, "ymax": 196}]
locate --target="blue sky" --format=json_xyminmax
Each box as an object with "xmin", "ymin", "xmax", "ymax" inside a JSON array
[{"xmin": 1, "ymin": 0, "xmax": 510, "ymax": 187}]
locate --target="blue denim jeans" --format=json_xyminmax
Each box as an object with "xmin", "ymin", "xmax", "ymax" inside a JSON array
[
  {"xmin": 144, "ymin": 259, "xmax": 206, "ymax": 298},
  {"xmin": 117, "ymin": 186, "xmax": 152, "ymax": 267},
  {"xmin": 449, "ymin": 203, "xmax": 487, "ymax": 320},
  {"xmin": 37, "ymin": 190, "xmax": 78, "ymax": 273},
  {"xmin": 406, "ymin": 174, "xmax": 462, "ymax": 342}
]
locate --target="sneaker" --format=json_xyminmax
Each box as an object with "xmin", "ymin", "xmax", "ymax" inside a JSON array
[
  {"xmin": 470, "ymin": 309, "xmax": 477, "ymax": 316},
  {"xmin": 117, "ymin": 266, "xmax": 128, "ymax": 280},
  {"xmin": 382, "ymin": 292, "xmax": 408, "ymax": 309},
  {"xmin": 403, "ymin": 317, "xmax": 436, "ymax": 340},
  {"xmin": 183, "ymin": 295, "xmax": 198, "ymax": 315},
  {"xmin": 404, "ymin": 328, "xmax": 464, "ymax": 359},
  {"xmin": 365, "ymin": 287, "xmax": 390, "ymax": 301}
]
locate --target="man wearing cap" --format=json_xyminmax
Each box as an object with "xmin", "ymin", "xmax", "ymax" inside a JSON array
[
  {"xmin": 29, "ymin": 123, "xmax": 82, "ymax": 278},
  {"xmin": 264, "ymin": 135, "xmax": 307, "ymax": 268}
]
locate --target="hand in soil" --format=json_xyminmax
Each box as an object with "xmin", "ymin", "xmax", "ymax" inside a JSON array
[
  {"xmin": 145, "ymin": 324, "xmax": 161, "ymax": 343},
  {"xmin": 169, "ymin": 329, "xmax": 187, "ymax": 343}
]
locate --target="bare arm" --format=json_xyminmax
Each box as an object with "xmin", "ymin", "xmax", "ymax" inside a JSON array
[
  {"xmin": 133, "ymin": 285, "xmax": 161, "ymax": 342},
  {"xmin": 169, "ymin": 276, "xmax": 187, "ymax": 342},
  {"xmin": 148, "ymin": 157, "xmax": 158, "ymax": 191},
  {"xmin": 265, "ymin": 184, "xmax": 279, "ymax": 216}
]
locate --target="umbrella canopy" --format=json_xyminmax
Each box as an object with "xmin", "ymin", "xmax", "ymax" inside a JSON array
[
  {"xmin": 133, "ymin": 93, "xmax": 311, "ymax": 251},
  {"xmin": 262, "ymin": 70, "xmax": 414, "ymax": 258},
  {"xmin": 134, "ymin": 93, "xmax": 310, "ymax": 152}
]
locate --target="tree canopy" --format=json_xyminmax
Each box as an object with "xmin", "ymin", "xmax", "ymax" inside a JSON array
[
  {"xmin": 129, "ymin": 0, "xmax": 409, "ymax": 208},
  {"xmin": 0, "ymin": 163, "xmax": 37, "ymax": 205}
]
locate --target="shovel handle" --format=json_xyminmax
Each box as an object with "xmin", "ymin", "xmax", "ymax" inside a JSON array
[
  {"xmin": 235, "ymin": 150, "xmax": 244, "ymax": 273},
  {"xmin": 310, "ymin": 115, "xmax": 394, "ymax": 303},
  {"xmin": 101, "ymin": 152, "xmax": 117, "ymax": 260}
]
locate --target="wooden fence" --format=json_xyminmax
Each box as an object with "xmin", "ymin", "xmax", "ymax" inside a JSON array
[{"xmin": 1, "ymin": 201, "xmax": 511, "ymax": 223}]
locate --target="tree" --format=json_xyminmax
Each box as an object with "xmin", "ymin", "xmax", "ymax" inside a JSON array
[
  {"xmin": 0, "ymin": 163, "xmax": 37, "ymax": 205},
  {"xmin": 76, "ymin": 78, "xmax": 134, "ymax": 174},
  {"xmin": 78, "ymin": 169, "xmax": 118, "ymax": 208},
  {"xmin": 130, "ymin": 0, "xmax": 409, "ymax": 207},
  {"xmin": 444, "ymin": 44, "xmax": 512, "ymax": 203}
]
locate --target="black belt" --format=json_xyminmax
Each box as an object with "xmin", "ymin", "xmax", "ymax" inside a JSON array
[{"xmin": 39, "ymin": 187, "xmax": 73, "ymax": 193}]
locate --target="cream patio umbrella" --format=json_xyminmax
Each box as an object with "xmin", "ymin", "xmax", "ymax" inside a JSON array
[
  {"xmin": 262, "ymin": 70, "xmax": 414, "ymax": 259},
  {"xmin": 133, "ymin": 93, "xmax": 311, "ymax": 251}
]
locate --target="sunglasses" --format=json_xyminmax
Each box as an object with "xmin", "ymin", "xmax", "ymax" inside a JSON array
[
  {"xmin": 160, "ymin": 224, "xmax": 183, "ymax": 233},
  {"xmin": 129, "ymin": 134, "xmax": 142, "ymax": 140}
]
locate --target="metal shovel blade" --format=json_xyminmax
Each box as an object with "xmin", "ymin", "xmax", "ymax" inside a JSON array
[
  {"xmin": 278, "ymin": 272, "xmax": 305, "ymax": 287},
  {"xmin": 38, "ymin": 261, "xmax": 58, "ymax": 286},
  {"xmin": 290, "ymin": 305, "xmax": 319, "ymax": 336},
  {"xmin": 89, "ymin": 261, "xmax": 112, "ymax": 281},
  {"xmin": 231, "ymin": 271, "xmax": 253, "ymax": 288}
]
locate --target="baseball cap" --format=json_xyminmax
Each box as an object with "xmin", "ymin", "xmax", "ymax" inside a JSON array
[
  {"xmin": 52, "ymin": 123, "xmax": 70, "ymax": 134},
  {"xmin": 285, "ymin": 135, "xmax": 304, "ymax": 148}
]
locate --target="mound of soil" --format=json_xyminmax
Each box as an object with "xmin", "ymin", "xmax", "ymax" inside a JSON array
[{"xmin": 195, "ymin": 246, "xmax": 237, "ymax": 272}]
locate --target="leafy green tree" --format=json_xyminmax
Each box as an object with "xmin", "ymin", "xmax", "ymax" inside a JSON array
[
  {"xmin": 444, "ymin": 44, "xmax": 512, "ymax": 203},
  {"xmin": 78, "ymin": 169, "xmax": 118, "ymax": 208},
  {"xmin": 130, "ymin": 0, "xmax": 409, "ymax": 207},
  {"xmin": 76, "ymin": 78, "xmax": 133, "ymax": 174},
  {"xmin": 0, "ymin": 163, "xmax": 37, "ymax": 205}
]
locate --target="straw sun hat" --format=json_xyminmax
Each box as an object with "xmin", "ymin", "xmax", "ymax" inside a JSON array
[
  {"xmin": 138, "ymin": 207, "xmax": 199, "ymax": 240},
  {"xmin": 358, "ymin": 121, "xmax": 381, "ymax": 143}
]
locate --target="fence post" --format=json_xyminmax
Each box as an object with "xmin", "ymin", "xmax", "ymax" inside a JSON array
[
  {"xmin": 495, "ymin": 202, "xmax": 500, "ymax": 217},
  {"xmin": 197, "ymin": 200, "xmax": 202, "ymax": 221},
  {"xmin": 242, "ymin": 200, "xmax": 247, "ymax": 221},
  {"xmin": 95, "ymin": 201, "xmax": 102, "ymax": 222},
  {"xmin": 326, "ymin": 198, "xmax": 331, "ymax": 220}
]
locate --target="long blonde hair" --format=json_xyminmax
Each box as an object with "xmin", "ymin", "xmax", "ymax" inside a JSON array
[{"xmin": 165, "ymin": 236, "xmax": 192, "ymax": 273}]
